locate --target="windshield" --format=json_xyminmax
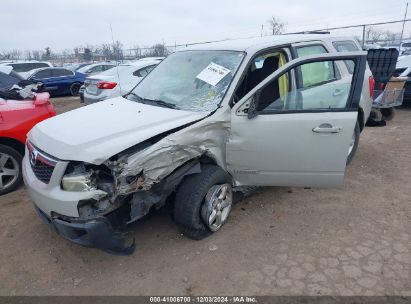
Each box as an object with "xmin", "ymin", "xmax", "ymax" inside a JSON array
[{"xmin": 127, "ymin": 50, "xmax": 244, "ymax": 112}]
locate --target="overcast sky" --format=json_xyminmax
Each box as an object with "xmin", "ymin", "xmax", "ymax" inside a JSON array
[{"xmin": 1, "ymin": 0, "xmax": 410, "ymax": 52}]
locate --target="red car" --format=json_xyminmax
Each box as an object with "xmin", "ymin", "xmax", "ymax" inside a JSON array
[{"xmin": 0, "ymin": 92, "xmax": 56, "ymax": 195}]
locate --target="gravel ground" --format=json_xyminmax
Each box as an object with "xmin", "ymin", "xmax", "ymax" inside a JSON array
[{"xmin": 0, "ymin": 97, "xmax": 410, "ymax": 296}]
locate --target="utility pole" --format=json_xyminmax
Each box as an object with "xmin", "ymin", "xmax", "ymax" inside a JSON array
[
  {"xmin": 261, "ymin": 24, "xmax": 264, "ymax": 37},
  {"xmin": 399, "ymin": 2, "xmax": 409, "ymax": 54},
  {"xmin": 362, "ymin": 25, "xmax": 366, "ymax": 49}
]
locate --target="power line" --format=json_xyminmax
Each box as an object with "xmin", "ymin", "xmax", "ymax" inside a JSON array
[{"xmin": 288, "ymin": 18, "xmax": 411, "ymax": 33}]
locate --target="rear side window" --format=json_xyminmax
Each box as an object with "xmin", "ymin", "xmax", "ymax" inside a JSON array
[
  {"xmin": 133, "ymin": 65, "xmax": 156, "ymax": 77},
  {"xmin": 332, "ymin": 41, "xmax": 360, "ymax": 73},
  {"xmin": 103, "ymin": 65, "xmax": 115, "ymax": 71},
  {"xmin": 296, "ymin": 45, "xmax": 338, "ymax": 88},
  {"xmin": 9, "ymin": 63, "xmax": 31, "ymax": 72},
  {"xmin": 9, "ymin": 62, "xmax": 49, "ymax": 72},
  {"xmin": 30, "ymin": 63, "xmax": 49, "ymax": 70},
  {"xmin": 0, "ymin": 72, "xmax": 21, "ymax": 89},
  {"xmin": 33, "ymin": 69, "xmax": 52, "ymax": 79},
  {"xmin": 51, "ymin": 69, "xmax": 73, "ymax": 77},
  {"xmin": 88, "ymin": 65, "xmax": 104, "ymax": 73}
]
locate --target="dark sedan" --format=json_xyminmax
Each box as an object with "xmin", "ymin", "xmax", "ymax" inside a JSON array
[{"xmin": 26, "ymin": 67, "xmax": 86, "ymax": 96}]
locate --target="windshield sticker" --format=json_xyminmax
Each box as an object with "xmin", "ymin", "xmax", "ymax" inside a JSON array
[{"xmin": 196, "ymin": 62, "xmax": 231, "ymax": 86}]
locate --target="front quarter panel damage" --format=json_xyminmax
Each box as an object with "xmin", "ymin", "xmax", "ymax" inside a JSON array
[
  {"xmin": 107, "ymin": 111, "xmax": 230, "ymax": 197},
  {"xmin": 77, "ymin": 110, "xmax": 231, "ymax": 253}
]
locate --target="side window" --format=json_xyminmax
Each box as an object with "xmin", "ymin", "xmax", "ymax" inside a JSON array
[
  {"xmin": 32, "ymin": 69, "xmax": 51, "ymax": 79},
  {"xmin": 332, "ymin": 41, "xmax": 360, "ymax": 74},
  {"xmin": 296, "ymin": 45, "xmax": 338, "ymax": 87},
  {"xmin": 0, "ymin": 72, "xmax": 19, "ymax": 87},
  {"xmin": 88, "ymin": 65, "xmax": 104, "ymax": 73},
  {"xmin": 256, "ymin": 59, "xmax": 356, "ymax": 113},
  {"xmin": 51, "ymin": 69, "xmax": 73, "ymax": 77},
  {"xmin": 104, "ymin": 65, "xmax": 115, "ymax": 71},
  {"xmin": 393, "ymin": 68, "xmax": 406, "ymax": 77},
  {"xmin": 31, "ymin": 63, "xmax": 50, "ymax": 70},
  {"xmin": 233, "ymin": 50, "xmax": 289, "ymax": 102},
  {"xmin": 10, "ymin": 63, "xmax": 30, "ymax": 72},
  {"xmin": 133, "ymin": 65, "xmax": 156, "ymax": 77}
]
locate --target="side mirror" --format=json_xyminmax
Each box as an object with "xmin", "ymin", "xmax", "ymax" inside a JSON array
[{"xmin": 247, "ymin": 94, "xmax": 259, "ymax": 119}]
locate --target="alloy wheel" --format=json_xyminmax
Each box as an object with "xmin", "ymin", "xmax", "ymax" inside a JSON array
[
  {"xmin": 202, "ymin": 183, "xmax": 233, "ymax": 232},
  {"xmin": 0, "ymin": 152, "xmax": 19, "ymax": 191}
]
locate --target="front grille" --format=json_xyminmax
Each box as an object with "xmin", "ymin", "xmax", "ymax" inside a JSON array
[
  {"xmin": 31, "ymin": 159, "xmax": 55, "ymax": 184},
  {"xmin": 27, "ymin": 141, "xmax": 58, "ymax": 184}
]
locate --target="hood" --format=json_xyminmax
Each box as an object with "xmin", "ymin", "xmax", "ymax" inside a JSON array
[{"xmin": 29, "ymin": 97, "xmax": 209, "ymax": 164}]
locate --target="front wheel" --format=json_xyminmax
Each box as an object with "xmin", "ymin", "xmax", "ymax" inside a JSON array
[
  {"xmin": 173, "ymin": 165, "xmax": 233, "ymax": 240},
  {"xmin": 347, "ymin": 121, "xmax": 360, "ymax": 165},
  {"xmin": 0, "ymin": 145, "xmax": 23, "ymax": 196}
]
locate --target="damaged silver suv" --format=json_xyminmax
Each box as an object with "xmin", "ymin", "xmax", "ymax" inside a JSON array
[{"xmin": 23, "ymin": 35, "xmax": 372, "ymax": 254}]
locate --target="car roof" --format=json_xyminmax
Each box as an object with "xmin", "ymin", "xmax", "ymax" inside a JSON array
[
  {"xmin": 76, "ymin": 62, "xmax": 117, "ymax": 72},
  {"xmin": 182, "ymin": 34, "xmax": 355, "ymax": 53}
]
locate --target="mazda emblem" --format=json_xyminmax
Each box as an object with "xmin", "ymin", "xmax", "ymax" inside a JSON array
[{"xmin": 30, "ymin": 150, "xmax": 38, "ymax": 166}]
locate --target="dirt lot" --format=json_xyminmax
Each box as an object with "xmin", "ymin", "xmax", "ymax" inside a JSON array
[{"xmin": 0, "ymin": 97, "xmax": 410, "ymax": 296}]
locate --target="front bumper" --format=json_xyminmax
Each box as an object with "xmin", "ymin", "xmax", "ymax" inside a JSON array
[
  {"xmin": 34, "ymin": 205, "xmax": 135, "ymax": 255},
  {"xmin": 23, "ymin": 151, "xmax": 135, "ymax": 255}
]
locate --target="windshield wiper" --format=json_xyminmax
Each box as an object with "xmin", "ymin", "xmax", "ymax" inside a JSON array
[
  {"xmin": 147, "ymin": 99, "xmax": 180, "ymax": 109},
  {"xmin": 125, "ymin": 92, "xmax": 146, "ymax": 104},
  {"xmin": 126, "ymin": 92, "xmax": 180, "ymax": 109}
]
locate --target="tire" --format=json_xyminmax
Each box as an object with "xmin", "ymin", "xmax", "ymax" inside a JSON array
[
  {"xmin": 380, "ymin": 108, "xmax": 395, "ymax": 121},
  {"xmin": 70, "ymin": 83, "xmax": 81, "ymax": 96},
  {"xmin": 347, "ymin": 121, "xmax": 360, "ymax": 165},
  {"xmin": 0, "ymin": 145, "xmax": 23, "ymax": 196},
  {"xmin": 173, "ymin": 164, "xmax": 233, "ymax": 240}
]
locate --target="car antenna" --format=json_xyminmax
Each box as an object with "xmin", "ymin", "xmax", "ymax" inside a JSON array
[{"xmin": 110, "ymin": 23, "xmax": 122, "ymax": 93}]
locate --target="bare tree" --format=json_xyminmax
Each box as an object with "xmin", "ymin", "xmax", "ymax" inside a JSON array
[
  {"xmin": 132, "ymin": 45, "xmax": 141, "ymax": 58},
  {"xmin": 32, "ymin": 50, "xmax": 42, "ymax": 61},
  {"xmin": 42, "ymin": 47, "xmax": 52, "ymax": 60},
  {"xmin": 111, "ymin": 40, "xmax": 124, "ymax": 60},
  {"xmin": 268, "ymin": 16, "xmax": 286, "ymax": 35},
  {"xmin": 366, "ymin": 26, "xmax": 384, "ymax": 43},
  {"xmin": 100, "ymin": 41, "xmax": 124, "ymax": 60},
  {"xmin": 101, "ymin": 43, "xmax": 112, "ymax": 59},
  {"xmin": 24, "ymin": 50, "xmax": 32, "ymax": 60},
  {"xmin": 0, "ymin": 49, "xmax": 22, "ymax": 60},
  {"xmin": 384, "ymin": 30, "xmax": 401, "ymax": 45},
  {"xmin": 145, "ymin": 44, "xmax": 169, "ymax": 57}
]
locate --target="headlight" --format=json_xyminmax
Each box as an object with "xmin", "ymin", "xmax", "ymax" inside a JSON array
[{"xmin": 62, "ymin": 171, "xmax": 96, "ymax": 192}]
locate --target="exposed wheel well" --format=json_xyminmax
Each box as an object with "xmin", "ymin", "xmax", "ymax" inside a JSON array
[
  {"xmin": 0, "ymin": 137, "xmax": 25, "ymax": 156},
  {"xmin": 357, "ymin": 107, "xmax": 365, "ymax": 132},
  {"xmin": 199, "ymin": 155, "xmax": 219, "ymax": 166}
]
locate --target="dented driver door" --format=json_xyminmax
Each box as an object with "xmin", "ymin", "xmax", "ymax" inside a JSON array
[{"xmin": 226, "ymin": 52, "xmax": 367, "ymax": 188}]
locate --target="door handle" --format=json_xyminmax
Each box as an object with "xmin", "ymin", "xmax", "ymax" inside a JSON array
[
  {"xmin": 333, "ymin": 89, "xmax": 344, "ymax": 97},
  {"xmin": 312, "ymin": 123, "xmax": 343, "ymax": 134}
]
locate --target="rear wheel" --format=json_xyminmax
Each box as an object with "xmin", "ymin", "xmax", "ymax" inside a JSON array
[
  {"xmin": 347, "ymin": 121, "xmax": 360, "ymax": 165},
  {"xmin": 0, "ymin": 145, "xmax": 23, "ymax": 196},
  {"xmin": 173, "ymin": 165, "xmax": 233, "ymax": 240},
  {"xmin": 70, "ymin": 82, "xmax": 81, "ymax": 96}
]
